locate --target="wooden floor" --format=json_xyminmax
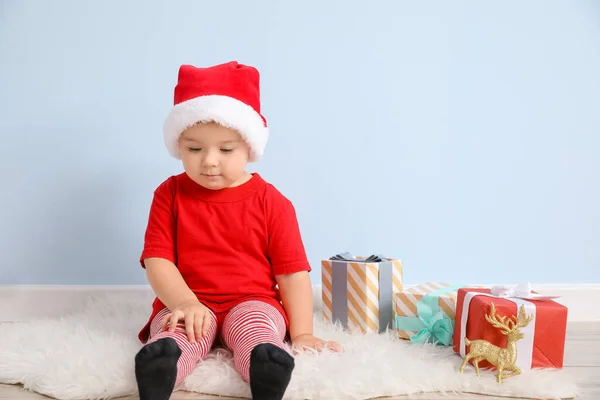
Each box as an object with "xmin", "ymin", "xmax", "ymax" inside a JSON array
[{"xmin": 1, "ymin": 321, "xmax": 598, "ymax": 400}]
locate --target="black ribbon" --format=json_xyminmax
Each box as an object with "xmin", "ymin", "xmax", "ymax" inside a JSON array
[{"xmin": 329, "ymin": 252, "xmax": 384, "ymax": 262}]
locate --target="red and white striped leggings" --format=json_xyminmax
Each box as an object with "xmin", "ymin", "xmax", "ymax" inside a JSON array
[{"xmin": 146, "ymin": 300, "xmax": 287, "ymax": 387}]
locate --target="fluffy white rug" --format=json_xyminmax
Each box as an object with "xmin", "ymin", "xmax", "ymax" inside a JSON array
[{"xmin": 0, "ymin": 289, "xmax": 579, "ymax": 400}]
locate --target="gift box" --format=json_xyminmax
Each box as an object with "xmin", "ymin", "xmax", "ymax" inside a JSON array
[
  {"xmin": 453, "ymin": 285, "xmax": 568, "ymax": 371},
  {"xmin": 394, "ymin": 282, "xmax": 463, "ymax": 345},
  {"xmin": 321, "ymin": 253, "xmax": 403, "ymax": 333}
]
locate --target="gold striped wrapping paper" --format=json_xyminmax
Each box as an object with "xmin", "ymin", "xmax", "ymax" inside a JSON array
[
  {"xmin": 394, "ymin": 282, "xmax": 459, "ymax": 340},
  {"xmin": 321, "ymin": 258, "xmax": 403, "ymax": 333}
]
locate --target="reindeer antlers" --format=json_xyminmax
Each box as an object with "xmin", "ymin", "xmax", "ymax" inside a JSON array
[
  {"xmin": 515, "ymin": 304, "xmax": 534, "ymax": 328},
  {"xmin": 484, "ymin": 303, "xmax": 533, "ymax": 332},
  {"xmin": 485, "ymin": 303, "xmax": 511, "ymax": 331}
]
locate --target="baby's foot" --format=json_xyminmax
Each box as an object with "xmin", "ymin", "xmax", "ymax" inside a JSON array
[
  {"xmin": 249, "ymin": 343, "xmax": 295, "ymax": 400},
  {"xmin": 135, "ymin": 337, "xmax": 182, "ymax": 400}
]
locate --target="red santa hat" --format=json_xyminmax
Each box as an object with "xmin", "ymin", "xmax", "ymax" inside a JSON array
[{"xmin": 163, "ymin": 61, "xmax": 269, "ymax": 162}]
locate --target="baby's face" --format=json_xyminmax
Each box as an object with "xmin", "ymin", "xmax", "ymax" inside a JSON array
[{"xmin": 178, "ymin": 122, "xmax": 251, "ymax": 190}]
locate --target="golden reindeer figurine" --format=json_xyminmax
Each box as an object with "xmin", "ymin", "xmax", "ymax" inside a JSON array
[{"xmin": 459, "ymin": 302, "xmax": 534, "ymax": 383}]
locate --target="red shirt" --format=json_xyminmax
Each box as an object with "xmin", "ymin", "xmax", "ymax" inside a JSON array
[{"xmin": 137, "ymin": 172, "xmax": 311, "ymax": 342}]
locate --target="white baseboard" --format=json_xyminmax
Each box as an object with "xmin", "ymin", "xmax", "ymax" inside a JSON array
[{"xmin": 0, "ymin": 283, "xmax": 598, "ymax": 322}]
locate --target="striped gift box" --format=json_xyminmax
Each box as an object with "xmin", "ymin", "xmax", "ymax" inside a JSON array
[
  {"xmin": 394, "ymin": 282, "xmax": 460, "ymax": 340},
  {"xmin": 321, "ymin": 257, "xmax": 403, "ymax": 333}
]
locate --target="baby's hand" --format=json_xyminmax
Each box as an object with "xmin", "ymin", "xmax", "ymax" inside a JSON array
[
  {"xmin": 291, "ymin": 334, "xmax": 343, "ymax": 353},
  {"xmin": 161, "ymin": 300, "xmax": 212, "ymax": 343}
]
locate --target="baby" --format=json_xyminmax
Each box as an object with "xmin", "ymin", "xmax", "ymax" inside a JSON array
[{"xmin": 134, "ymin": 61, "xmax": 342, "ymax": 400}]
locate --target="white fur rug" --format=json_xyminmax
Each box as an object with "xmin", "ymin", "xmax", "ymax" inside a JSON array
[{"xmin": 0, "ymin": 290, "xmax": 579, "ymax": 400}]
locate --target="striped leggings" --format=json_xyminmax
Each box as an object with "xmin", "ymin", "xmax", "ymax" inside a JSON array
[{"xmin": 146, "ymin": 300, "xmax": 287, "ymax": 387}]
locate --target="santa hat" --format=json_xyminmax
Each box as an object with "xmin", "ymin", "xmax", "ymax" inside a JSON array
[{"xmin": 163, "ymin": 61, "xmax": 269, "ymax": 162}]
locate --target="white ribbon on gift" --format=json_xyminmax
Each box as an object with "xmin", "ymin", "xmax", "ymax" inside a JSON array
[
  {"xmin": 458, "ymin": 284, "xmax": 537, "ymax": 372},
  {"xmin": 491, "ymin": 282, "xmax": 532, "ymax": 298}
]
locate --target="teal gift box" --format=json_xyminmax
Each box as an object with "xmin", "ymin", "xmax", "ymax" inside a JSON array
[{"xmin": 394, "ymin": 282, "xmax": 464, "ymax": 346}]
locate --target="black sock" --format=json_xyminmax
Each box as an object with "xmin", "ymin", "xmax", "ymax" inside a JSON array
[
  {"xmin": 249, "ymin": 343, "xmax": 295, "ymax": 400},
  {"xmin": 135, "ymin": 337, "xmax": 182, "ymax": 400}
]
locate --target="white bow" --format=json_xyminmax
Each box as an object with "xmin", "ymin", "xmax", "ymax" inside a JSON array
[
  {"xmin": 490, "ymin": 283, "xmax": 560, "ymax": 301},
  {"xmin": 491, "ymin": 283, "xmax": 533, "ymax": 298}
]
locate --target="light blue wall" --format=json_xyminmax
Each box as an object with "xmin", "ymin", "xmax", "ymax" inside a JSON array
[{"xmin": 1, "ymin": 1, "xmax": 599, "ymax": 286}]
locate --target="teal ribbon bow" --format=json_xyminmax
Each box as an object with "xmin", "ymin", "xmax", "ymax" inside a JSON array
[{"xmin": 395, "ymin": 284, "xmax": 463, "ymax": 346}]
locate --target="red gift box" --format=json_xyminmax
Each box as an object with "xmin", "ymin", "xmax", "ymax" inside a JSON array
[{"xmin": 453, "ymin": 287, "xmax": 568, "ymax": 370}]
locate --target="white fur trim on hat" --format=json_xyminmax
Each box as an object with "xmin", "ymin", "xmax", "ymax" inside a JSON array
[{"xmin": 163, "ymin": 95, "xmax": 269, "ymax": 162}]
